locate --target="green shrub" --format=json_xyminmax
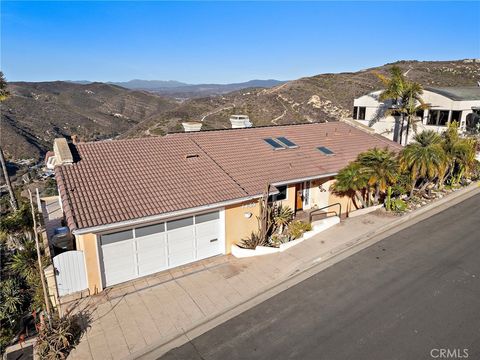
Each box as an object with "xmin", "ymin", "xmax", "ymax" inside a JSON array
[
  {"xmin": 268, "ymin": 234, "xmax": 290, "ymax": 248},
  {"xmin": 287, "ymin": 221, "xmax": 312, "ymax": 240},
  {"xmin": 392, "ymin": 199, "xmax": 407, "ymax": 212},
  {"xmin": 0, "ymin": 204, "xmax": 33, "ymax": 235}
]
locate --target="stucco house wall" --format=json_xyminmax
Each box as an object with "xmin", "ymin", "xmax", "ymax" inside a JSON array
[
  {"xmin": 225, "ymin": 200, "xmax": 261, "ymax": 253},
  {"xmin": 76, "ymin": 233, "xmax": 103, "ymax": 294},
  {"xmin": 353, "ymin": 89, "xmax": 480, "ymax": 143}
]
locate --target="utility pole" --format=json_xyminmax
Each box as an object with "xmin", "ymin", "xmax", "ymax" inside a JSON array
[
  {"xmin": 28, "ymin": 189, "xmax": 52, "ymax": 319},
  {"xmin": 0, "ymin": 147, "xmax": 18, "ymax": 211}
]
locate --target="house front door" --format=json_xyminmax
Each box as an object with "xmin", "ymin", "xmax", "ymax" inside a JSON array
[{"xmin": 295, "ymin": 183, "xmax": 303, "ymax": 211}]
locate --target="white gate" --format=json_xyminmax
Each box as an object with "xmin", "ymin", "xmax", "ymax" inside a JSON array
[{"xmin": 53, "ymin": 251, "xmax": 88, "ymax": 297}]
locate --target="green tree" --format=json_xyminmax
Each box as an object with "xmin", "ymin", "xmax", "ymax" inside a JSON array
[
  {"xmin": 0, "ymin": 278, "xmax": 27, "ymax": 324},
  {"xmin": 357, "ymin": 148, "xmax": 399, "ymax": 204},
  {"xmin": 399, "ymin": 81, "xmax": 429, "ymax": 145},
  {"xmin": 8, "ymin": 238, "xmax": 40, "ymax": 285},
  {"xmin": 331, "ymin": 162, "xmax": 369, "ymax": 208},
  {"xmin": 375, "ymin": 66, "xmax": 428, "ymax": 145},
  {"xmin": 0, "ymin": 71, "xmax": 10, "ymax": 101},
  {"xmin": 375, "ymin": 66, "xmax": 408, "ymax": 144},
  {"xmin": 400, "ymin": 130, "xmax": 446, "ymax": 197},
  {"xmin": 441, "ymin": 122, "xmax": 477, "ymax": 185}
]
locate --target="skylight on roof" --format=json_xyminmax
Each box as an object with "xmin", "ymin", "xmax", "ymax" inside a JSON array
[
  {"xmin": 317, "ymin": 146, "xmax": 335, "ymax": 156},
  {"xmin": 276, "ymin": 137, "xmax": 298, "ymax": 148},
  {"xmin": 263, "ymin": 138, "xmax": 285, "ymax": 150}
]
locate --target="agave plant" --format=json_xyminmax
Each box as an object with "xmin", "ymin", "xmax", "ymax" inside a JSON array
[
  {"xmin": 273, "ymin": 204, "xmax": 294, "ymax": 234},
  {"xmin": 240, "ymin": 231, "xmax": 264, "ymax": 250},
  {"xmin": 36, "ymin": 313, "xmax": 89, "ymax": 360}
]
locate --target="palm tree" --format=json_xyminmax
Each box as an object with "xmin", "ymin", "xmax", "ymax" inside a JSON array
[
  {"xmin": 331, "ymin": 162, "xmax": 369, "ymax": 208},
  {"xmin": 442, "ymin": 122, "xmax": 477, "ymax": 185},
  {"xmin": 400, "ymin": 82, "xmax": 429, "ymax": 145},
  {"xmin": 375, "ymin": 66, "xmax": 408, "ymax": 144},
  {"xmin": 400, "ymin": 130, "xmax": 446, "ymax": 197},
  {"xmin": 357, "ymin": 148, "xmax": 399, "ymax": 205},
  {"xmin": 8, "ymin": 237, "xmax": 41, "ymax": 285},
  {"xmin": 375, "ymin": 66, "xmax": 428, "ymax": 145}
]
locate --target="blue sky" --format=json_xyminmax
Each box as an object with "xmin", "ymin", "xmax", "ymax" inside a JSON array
[{"xmin": 1, "ymin": 1, "xmax": 479, "ymax": 83}]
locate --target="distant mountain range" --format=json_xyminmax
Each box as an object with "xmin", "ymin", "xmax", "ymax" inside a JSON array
[
  {"xmin": 2, "ymin": 60, "xmax": 479, "ymax": 160},
  {"xmin": 70, "ymin": 79, "xmax": 287, "ymax": 97}
]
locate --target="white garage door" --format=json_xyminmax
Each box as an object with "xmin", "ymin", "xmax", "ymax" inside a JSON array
[{"xmin": 100, "ymin": 210, "xmax": 223, "ymax": 287}]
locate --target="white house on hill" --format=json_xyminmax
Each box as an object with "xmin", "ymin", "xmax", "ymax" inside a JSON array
[{"xmin": 352, "ymin": 86, "xmax": 480, "ymax": 144}]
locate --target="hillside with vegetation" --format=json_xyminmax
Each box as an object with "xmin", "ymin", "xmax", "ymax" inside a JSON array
[
  {"xmin": 123, "ymin": 59, "xmax": 480, "ymax": 137},
  {"xmin": 0, "ymin": 82, "xmax": 178, "ymax": 159},
  {"xmin": 2, "ymin": 59, "xmax": 479, "ymax": 160}
]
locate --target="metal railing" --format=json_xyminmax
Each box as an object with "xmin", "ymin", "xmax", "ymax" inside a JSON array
[{"xmin": 308, "ymin": 202, "xmax": 342, "ymax": 223}]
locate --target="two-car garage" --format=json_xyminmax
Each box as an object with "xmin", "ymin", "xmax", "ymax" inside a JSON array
[{"xmin": 99, "ymin": 209, "xmax": 224, "ymax": 287}]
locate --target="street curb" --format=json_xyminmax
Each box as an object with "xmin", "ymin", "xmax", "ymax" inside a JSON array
[
  {"xmin": 324, "ymin": 182, "xmax": 480, "ymax": 260},
  {"xmin": 129, "ymin": 182, "xmax": 480, "ymax": 360}
]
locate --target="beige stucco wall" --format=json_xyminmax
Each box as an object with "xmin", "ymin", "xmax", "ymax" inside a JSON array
[
  {"xmin": 276, "ymin": 184, "xmax": 296, "ymax": 210},
  {"xmin": 225, "ymin": 200, "xmax": 260, "ymax": 253},
  {"xmin": 309, "ymin": 178, "xmax": 331, "ymax": 209},
  {"xmin": 327, "ymin": 179, "xmax": 359, "ymax": 217},
  {"xmin": 76, "ymin": 233, "xmax": 103, "ymax": 294}
]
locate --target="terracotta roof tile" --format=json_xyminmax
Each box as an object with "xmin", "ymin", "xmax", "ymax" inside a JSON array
[{"xmin": 56, "ymin": 122, "xmax": 402, "ymax": 231}]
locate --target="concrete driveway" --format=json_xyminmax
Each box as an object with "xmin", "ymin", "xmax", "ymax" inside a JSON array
[{"xmin": 66, "ymin": 211, "xmax": 395, "ymax": 360}]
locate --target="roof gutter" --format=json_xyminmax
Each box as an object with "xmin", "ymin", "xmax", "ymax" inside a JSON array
[
  {"xmin": 271, "ymin": 172, "xmax": 338, "ymax": 187},
  {"xmin": 72, "ymin": 194, "xmax": 263, "ymax": 235},
  {"xmin": 72, "ymin": 172, "xmax": 339, "ymax": 235}
]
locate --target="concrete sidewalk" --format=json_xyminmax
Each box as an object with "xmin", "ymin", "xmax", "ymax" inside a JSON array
[{"xmin": 66, "ymin": 184, "xmax": 479, "ymax": 360}]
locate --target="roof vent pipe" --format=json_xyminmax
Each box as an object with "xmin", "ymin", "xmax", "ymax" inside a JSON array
[
  {"xmin": 230, "ymin": 115, "xmax": 253, "ymax": 129},
  {"xmin": 182, "ymin": 122, "xmax": 203, "ymax": 132}
]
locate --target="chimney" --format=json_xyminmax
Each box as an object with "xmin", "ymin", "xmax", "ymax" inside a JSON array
[
  {"xmin": 229, "ymin": 115, "xmax": 252, "ymax": 129},
  {"xmin": 182, "ymin": 122, "xmax": 203, "ymax": 132},
  {"xmin": 53, "ymin": 138, "xmax": 74, "ymax": 166},
  {"xmin": 71, "ymin": 134, "xmax": 80, "ymax": 144}
]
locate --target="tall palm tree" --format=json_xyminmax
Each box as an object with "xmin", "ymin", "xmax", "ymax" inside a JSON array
[
  {"xmin": 400, "ymin": 82, "xmax": 429, "ymax": 145},
  {"xmin": 400, "ymin": 130, "xmax": 446, "ymax": 197},
  {"xmin": 357, "ymin": 148, "xmax": 399, "ymax": 205},
  {"xmin": 375, "ymin": 66, "xmax": 408, "ymax": 144},
  {"xmin": 375, "ymin": 66, "xmax": 428, "ymax": 145},
  {"xmin": 331, "ymin": 162, "xmax": 369, "ymax": 208}
]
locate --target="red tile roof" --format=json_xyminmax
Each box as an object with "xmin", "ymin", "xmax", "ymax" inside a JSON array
[
  {"xmin": 56, "ymin": 122, "xmax": 402, "ymax": 231},
  {"xmin": 172, "ymin": 122, "xmax": 402, "ymax": 195}
]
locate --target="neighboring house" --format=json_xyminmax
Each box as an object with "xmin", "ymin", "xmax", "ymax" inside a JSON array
[
  {"xmin": 53, "ymin": 122, "xmax": 402, "ymax": 294},
  {"xmin": 352, "ymin": 86, "xmax": 480, "ymax": 144}
]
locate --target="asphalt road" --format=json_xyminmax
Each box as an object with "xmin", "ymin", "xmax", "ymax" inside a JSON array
[{"xmin": 160, "ymin": 194, "xmax": 480, "ymax": 360}]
